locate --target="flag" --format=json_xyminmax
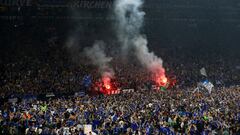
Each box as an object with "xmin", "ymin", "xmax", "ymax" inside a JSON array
[
  {"xmin": 202, "ymin": 80, "xmax": 214, "ymax": 94},
  {"xmin": 200, "ymin": 67, "xmax": 207, "ymax": 77},
  {"xmin": 82, "ymin": 75, "xmax": 92, "ymax": 87},
  {"xmin": 160, "ymin": 86, "xmax": 167, "ymax": 91},
  {"xmin": 203, "ymin": 116, "xmax": 209, "ymax": 121},
  {"xmin": 160, "ymin": 81, "xmax": 170, "ymax": 91}
]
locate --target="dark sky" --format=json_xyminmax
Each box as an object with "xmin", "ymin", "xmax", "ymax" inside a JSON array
[
  {"xmin": 144, "ymin": 0, "xmax": 240, "ymax": 48},
  {"xmin": 0, "ymin": 0, "xmax": 240, "ymax": 53}
]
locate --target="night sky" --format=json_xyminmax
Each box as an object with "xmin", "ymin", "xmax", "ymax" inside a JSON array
[{"xmin": 0, "ymin": 0, "xmax": 240, "ymax": 55}]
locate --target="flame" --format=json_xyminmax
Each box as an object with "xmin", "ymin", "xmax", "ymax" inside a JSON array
[
  {"xmin": 102, "ymin": 75, "xmax": 111, "ymax": 90},
  {"xmin": 157, "ymin": 76, "xmax": 168, "ymax": 86},
  {"xmin": 105, "ymin": 84, "xmax": 111, "ymax": 90},
  {"xmin": 162, "ymin": 77, "xmax": 167, "ymax": 84}
]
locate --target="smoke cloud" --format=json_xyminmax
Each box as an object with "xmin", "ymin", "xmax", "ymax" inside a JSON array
[
  {"xmin": 114, "ymin": 0, "xmax": 166, "ymax": 83},
  {"xmin": 114, "ymin": 0, "xmax": 145, "ymax": 53},
  {"xmin": 84, "ymin": 41, "xmax": 114, "ymax": 80}
]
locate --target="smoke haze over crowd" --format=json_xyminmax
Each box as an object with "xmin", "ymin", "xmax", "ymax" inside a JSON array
[{"xmin": 114, "ymin": 0, "xmax": 167, "ymax": 84}]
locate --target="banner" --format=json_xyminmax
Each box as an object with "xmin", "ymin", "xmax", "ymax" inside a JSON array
[
  {"xmin": 74, "ymin": 91, "xmax": 86, "ymax": 97},
  {"xmin": 46, "ymin": 93, "xmax": 55, "ymax": 98},
  {"xmin": 122, "ymin": 89, "xmax": 134, "ymax": 93}
]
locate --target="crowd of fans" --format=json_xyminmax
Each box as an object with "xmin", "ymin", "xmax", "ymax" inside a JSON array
[
  {"xmin": 0, "ymin": 87, "xmax": 239, "ymax": 134},
  {"xmin": 1, "ymin": 23, "xmax": 240, "ymax": 134}
]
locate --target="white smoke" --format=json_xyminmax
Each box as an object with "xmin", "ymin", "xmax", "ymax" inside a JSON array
[
  {"xmin": 84, "ymin": 41, "xmax": 114, "ymax": 79},
  {"xmin": 65, "ymin": 37, "xmax": 82, "ymax": 63},
  {"xmin": 114, "ymin": 0, "xmax": 166, "ymax": 79},
  {"xmin": 114, "ymin": 0, "xmax": 145, "ymax": 52}
]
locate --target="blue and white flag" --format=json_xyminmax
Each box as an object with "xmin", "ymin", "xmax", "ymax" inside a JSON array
[
  {"xmin": 202, "ymin": 80, "xmax": 214, "ymax": 94},
  {"xmin": 193, "ymin": 80, "xmax": 214, "ymax": 94}
]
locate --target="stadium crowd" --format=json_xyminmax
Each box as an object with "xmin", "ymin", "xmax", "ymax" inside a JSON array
[
  {"xmin": 0, "ymin": 87, "xmax": 239, "ymax": 134},
  {"xmin": 0, "ymin": 24, "xmax": 240, "ymax": 134}
]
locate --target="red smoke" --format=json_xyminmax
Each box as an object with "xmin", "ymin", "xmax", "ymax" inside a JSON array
[
  {"xmin": 102, "ymin": 75, "xmax": 112, "ymax": 90},
  {"xmin": 153, "ymin": 67, "xmax": 168, "ymax": 86},
  {"xmin": 101, "ymin": 74, "xmax": 121, "ymax": 95}
]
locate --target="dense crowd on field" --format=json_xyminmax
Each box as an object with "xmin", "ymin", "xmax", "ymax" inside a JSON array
[
  {"xmin": 1, "ymin": 46, "xmax": 239, "ymax": 135},
  {"xmin": 0, "ymin": 86, "xmax": 239, "ymax": 134}
]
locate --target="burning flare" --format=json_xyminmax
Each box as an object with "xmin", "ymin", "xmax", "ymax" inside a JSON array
[{"xmin": 102, "ymin": 72, "xmax": 112, "ymax": 90}]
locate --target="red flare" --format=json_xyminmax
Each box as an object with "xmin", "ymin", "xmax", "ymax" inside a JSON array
[
  {"xmin": 156, "ymin": 76, "xmax": 168, "ymax": 86},
  {"xmin": 102, "ymin": 75, "xmax": 112, "ymax": 90},
  {"xmin": 105, "ymin": 84, "xmax": 111, "ymax": 90}
]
